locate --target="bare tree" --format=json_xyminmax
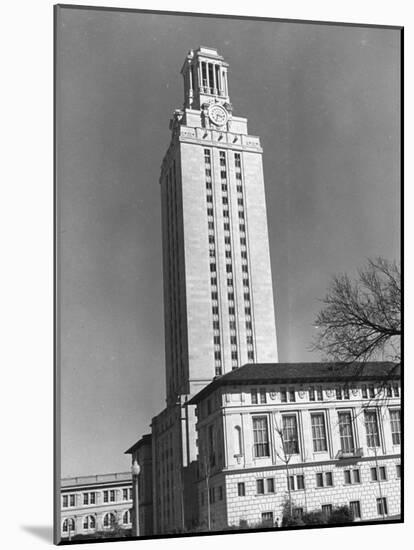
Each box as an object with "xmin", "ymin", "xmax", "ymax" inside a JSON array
[{"xmin": 313, "ymin": 258, "xmax": 401, "ymax": 366}]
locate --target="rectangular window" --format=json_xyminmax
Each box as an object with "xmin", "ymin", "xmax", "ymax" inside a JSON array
[
  {"xmin": 207, "ymin": 208, "xmax": 213, "ymax": 216},
  {"xmin": 377, "ymin": 497, "xmax": 388, "ymax": 516},
  {"xmin": 311, "ymin": 413, "xmax": 328, "ymax": 452},
  {"xmin": 322, "ymin": 504, "xmax": 332, "ymax": 519},
  {"xmin": 379, "ymin": 466, "xmax": 387, "ymax": 481},
  {"xmin": 253, "ymin": 416, "xmax": 270, "ymax": 457},
  {"xmin": 251, "ymin": 389, "xmax": 258, "ymax": 404},
  {"xmin": 325, "ymin": 472, "xmax": 333, "ymax": 486},
  {"xmin": 396, "ymin": 464, "xmax": 401, "ymax": 478},
  {"xmin": 70, "ymin": 494, "xmax": 75, "ymax": 507},
  {"xmin": 289, "ymin": 389, "xmax": 296, "ymax": 402},
  {"xmin": 256, "ymin": 479, "xmax": 264, "ymax": 494},
  {"xmin": 344, "ymin": 470, "xmax": 352, "ymax": 484},
  {"xmin": 364, "ymin": 410, "xmax": 380, "ymax": 447},
  {"xmin": 90, "ymin": 492, "xmax": 96, "ymax": 504},
  {"xmin": 369, "ymin": 386, "xmax": 375, "ymax": 398},
  {"xmin": 316, "ymin": 472, "xmax": 324, "ymax": 487},
  {"xmin": 223, "ymin": 209, "xmax": 229, "ymax": 217},
  {"xmin": 338, "ymin": 412, "xmax": 355, "ymax": 453},
  {"xmin": 309, "ymin": 387, "xmax": 315, "ymax": 401},
  {"xmin": 336, "ymin": 388, "xmax": 342, "ymax": 400},
  {"xmin": 282, "ymin": 415, "xmax": 299, "ymax": 454},
  {"xmin": 259, "ymin": 389, "xmax": 266, "ymax": 404},
  {"xmin": 103, "ymin": 490, "xmax": 108, "ymax": 503},
  {"xmin": 390, "ymin": 410, "xmax": 401, "ymax": 445},
  {"xmin": 123, "ymin": 488, "xmax": 128, "ymax": 500},
  {"xmin": 371, "ymin": 467, "xmax": 378, "ymax": 481},
  {"xmin": 237, "ymin": 482, "xmax": 245, "ymax": 497},
  {"xmin": 343, "ymin": 387, "xmax": 350, "ymax": 400},
  {"xmin": 280, "ymin": 389, "xmax": 287, "ymax": 403},
  {"xmin": 316, "ymin": 387, "xmax": 323, "ymax": 401},
  {"xmin": 362, "ymin": 385, "xmax": 368, "ymax": 399},
  {"xmin": 261, "ymin": 512, "xmax": 274, "ymax": 526},
  {"xmin": 350, "ymin": 501, "xmax": 361, "ymax": 519},
  {"xmin": 296, "ymin": 475, "xmax": 305, "ymax": 490},
  {"xmin": 83, "ymin": 493, "xmax": 88, "ymax": 505},
  {"xmin": 267, "ymin": 478, "xmax": 275, "ymax": 493},
  {"xmin": 110, "ymin": 490, "xmax": 115, "ymax": 502},
  {"xmin": 62, "ymin": 495, "xmax": 68, "ymax": 508},
  {"xmin": 353, "ymin": 469, "xmax": 360, "ymax": 483},
  {"xmin": 247, "ymin": 350, "xmax": 254, "ymax": 360}
]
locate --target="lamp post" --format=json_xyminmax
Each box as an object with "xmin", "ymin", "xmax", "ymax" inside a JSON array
[{"xmin": 131, "ymin": 460, "xmax": 141, "ymax": 536}]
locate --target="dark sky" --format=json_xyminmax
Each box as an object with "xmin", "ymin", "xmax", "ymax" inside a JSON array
[{"xmin": 57, "ymin": 8, "xmax": 400, "ymax": 477}]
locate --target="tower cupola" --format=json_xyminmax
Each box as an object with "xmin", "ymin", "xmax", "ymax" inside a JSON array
[{"xmin": 181, "ymin": 46, "xmax": 230, "ymax": 110}]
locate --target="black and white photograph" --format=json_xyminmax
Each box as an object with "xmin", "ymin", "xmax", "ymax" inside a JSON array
[{"xmin": 54, "ymin": 3, "xmax": 401, "ymax": 545}]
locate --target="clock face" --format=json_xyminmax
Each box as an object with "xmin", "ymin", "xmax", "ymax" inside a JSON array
[{"xmin": 208, "ymin": 105, "xmax": 228, "ymax": 126}]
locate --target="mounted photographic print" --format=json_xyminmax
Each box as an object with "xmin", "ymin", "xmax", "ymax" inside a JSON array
[{"xmin": 54, "ymin": 5, "xmax": 402, "ymax": 545}]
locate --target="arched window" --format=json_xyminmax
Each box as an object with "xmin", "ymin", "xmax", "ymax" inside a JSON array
[
  {"xmin": 235, "ymin": 425, "xmax": 242, "ymax": 455},
  {"xmin": 123, "ymin": 510, "xmax": 131, "ymax": 525},
  {"xmin": 62, "ymin": 518, "xmax": 75, "ymax": 533},
  {"xmin": 103, "ymin": 512, "xmax": 116, "ymax": 529},
  {"xmin": 83, "ymin": 515, "xmax": 96, "ymax": 530}
]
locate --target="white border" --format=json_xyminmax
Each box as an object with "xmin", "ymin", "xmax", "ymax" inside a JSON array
[{"xmin": 2, "ymin": 1, "xmax": 411, "ymax": 549}]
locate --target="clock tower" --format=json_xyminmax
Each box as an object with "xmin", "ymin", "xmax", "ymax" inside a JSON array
[
  {"xmin": 161, "ymin": 46, "xmax": 278, "ymax": 406},
  {"xmin": 150, "ymin": 46, "xmax": 278, "ymax": 533}
]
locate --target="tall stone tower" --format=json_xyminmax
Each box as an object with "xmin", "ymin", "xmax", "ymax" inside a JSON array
[
  {"xmin": 129, "ymin": 47, "xmax": 279, "ymax": 536},
  {"xmin": 161, "ymin": 46, "xmax": 278, "ymax": 407}
]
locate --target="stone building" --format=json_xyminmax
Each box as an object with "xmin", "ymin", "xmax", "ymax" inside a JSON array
[
  {"xmin": 189, "ymin": 362, "xmax": 401, "ymax": 529},
  {"xmin": 60, "ymin": 472, "xmax": 133, "ymax": 539},
  {"xmin": 126, "ymin": 46, "xmax": 401, "ymax": 535}
]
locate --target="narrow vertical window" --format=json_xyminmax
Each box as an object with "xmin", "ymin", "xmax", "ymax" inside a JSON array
[
  {"xmin": 338, "ymin": 412, "xmax": 355, "ymax": 453},
  {"xmin": 253, "ymin": 416, "xmax": 270, "ymax": 457},
  {"xmin": 364, "ymin": 410, "xmax": 380, "ymax": 447},
  {"xmin": 390, "ymin": 409, "xmax": 401, "ymax": 445},
  {"xmin": 311, "ymin": 413, "xmax": 327, "ymax": 452},
  {"xmin": 282, "ymin": 415, "xmax": 299, "ymax": 454}
]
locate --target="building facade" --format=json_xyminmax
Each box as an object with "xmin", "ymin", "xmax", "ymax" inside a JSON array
[
  {"xmin": 190, "ymin": 362, "xmax": 401, "ymax": 529},
  {"xmin": 60, "ymin": 472, "xmax": 133, "ymax": 539},
  {"xmin": 126, "ymin": 46, "xmax": 401, "ymax": 536}
]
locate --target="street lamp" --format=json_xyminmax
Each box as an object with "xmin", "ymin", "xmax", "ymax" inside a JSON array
[{"xmin": 131, "ymin": 460, "xmax": 141, "ymax": 536}]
